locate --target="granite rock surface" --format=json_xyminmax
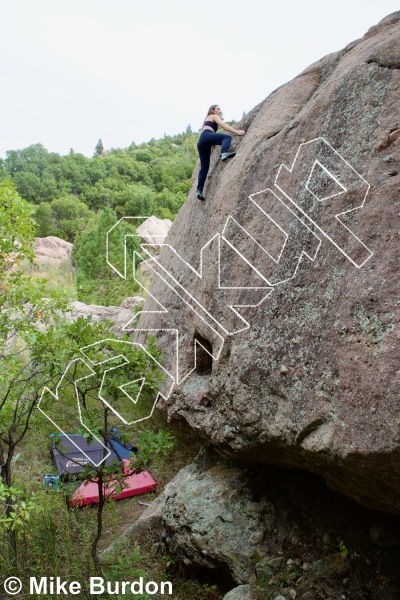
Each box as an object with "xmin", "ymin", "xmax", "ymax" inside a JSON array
[{"xmin": 135, "ymin": 13, "xmax": 400, "ymax": 514}]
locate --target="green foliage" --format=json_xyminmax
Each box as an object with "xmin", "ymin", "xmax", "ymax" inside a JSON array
[
  {"xmin": 34, "ymin": 195, "xmax": 95, "ymax": 241},
  {"xmin": 35, "ymin": 326, "xmax": 168, "ymax": 574},
  {"xmin": 339, "ymin": 539, "xmax": 348, "ymax": 558},
  {"xmin": 201, "ymin": 584, "xmax": 222, "ymax": 600},
  {"xmin": 2, "ymin": 131, "xmax": 198, "ymax": 225},
  {"xmin": 74, "ymin": 334, "xmax": 165, "ymax": 441},
  {"xmin": 0, "ymin": 482, "xmax": 43, "ymax": 536},
  {"xmin": 0, "ymin": 136, "xmax": 205, "ymax": 591},
  {"xmin": 73, "ymin": 207, "xmax": 142, "ymax": 305},
  {"xmin": 0, "ymin": 180, "xmax": 69, "ymax": 353},
  {"xmin": 338, "ymin": 539, "xmax": 359, "ymax": 560},
  {"xmin": 5, "ymin": 144, "xmax": 64, "ymax": 203},
  {"xmin": 0, "ymin": 182, "xmax": 74, "ymax": 565},
  {"xmin": 136, "ymin": 428, "xmax": 175, "ymax": 470},
  {"xmin": 0, "ymin": 175, "xmax": 175, "ymax": 581},
  {"xmin": 0, "ymin": 180, "xmax": 36, "ymax": 268},
  {"xmin": 0, "ymin": 488, "xmax": 96, "ymax": 592},
  {"xmin": 103, "ymin": 548, "xmax": 150, "ymax": 600},
  {"xmin": 0, "ymin": 270, "xmax": 70, "ymax": 490},
  {"xmin": 31, "ymin": 315, "xmax": 112, "ymax": 379},
  {"xmin": 94, "ymin": 138, "xmax": 104, "ymax": 156}
]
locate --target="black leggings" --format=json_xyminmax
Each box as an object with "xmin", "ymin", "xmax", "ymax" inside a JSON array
[{"xmin": 197, "ymin": 130, "xmax": 232, "ymax": 192}]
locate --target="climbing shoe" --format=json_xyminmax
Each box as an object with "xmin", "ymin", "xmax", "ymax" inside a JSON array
[
  {"xmin": 221, "ymin": 152, "xmax": 236, "ymax": 162},
  {"xmin": 196, "ymin": 190, "xmax": 205, "ymax": 201}
]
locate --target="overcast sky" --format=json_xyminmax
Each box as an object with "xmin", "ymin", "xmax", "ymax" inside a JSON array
[{"xmin": 0, "ymin": 1, "xmax": 398, "ymax": 158}]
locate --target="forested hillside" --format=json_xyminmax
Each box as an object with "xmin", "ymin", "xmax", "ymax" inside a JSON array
[
  {"xmin": 0, "ymin": 129, "xmax": 198, "ymax": 242},
  {"xmin": 0, "ymin": 131, "xmax": 198, "ymax": 305}
]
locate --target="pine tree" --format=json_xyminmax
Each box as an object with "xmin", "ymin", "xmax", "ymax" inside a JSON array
[
  {"xmin": 94, "ymin": 139, "xmax": 104, "ymax": 156},
  {"xmin": 73, "ymin": 208, "xmax": 141, "ymax": 305}
]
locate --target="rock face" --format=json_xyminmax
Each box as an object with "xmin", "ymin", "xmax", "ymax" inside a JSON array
[
  {"xmin": 161, "ymin": 464, "xmax": 273, "ymax": 584},
  {"xmin": 33, "ymin": 236, "xmax": 73, "ymax": 265},
  {"xmin": 108, "ymin": 462, "xmax": 274, "ymax": 584},
  {"xmin": 135, "ymin": 13, "xmax": 400, "ymax": 514},
  {"xmin": 109, "ymin": 455, "xmax": 400, "ymax": 596}
]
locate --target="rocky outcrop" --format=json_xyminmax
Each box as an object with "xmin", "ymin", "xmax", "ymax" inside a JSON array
[
  {"xmin": 105, "ymin": 463, "xmax": 273, "ymax": 583},
  {"xmin": 161, "ymin": 464, "xmax": 272, "ymax": 584},
  {"xmin": 120, "ymin": 296, "xmax": 144, "ymax": 309},
  {"xmin": 136, "ymin": 258, "xmax": 155, "ymax": 279},
  {"xmin": 66, "ymin": 299, "xmax": 142, "ymax": 331},
  {"xmin": 136, "ymin": 216, "xmax": 172, "ymax": 246},
  {"xmin": 108, "ymin": 455, "xmax": 400, "ymax": 598},
  {"xmin": 33, "ymin": 236, "xmax": 73, "ymax": 265},
  {"xmin": 135, "ymin": 13, "xmax": 400, "ymax": 514}
]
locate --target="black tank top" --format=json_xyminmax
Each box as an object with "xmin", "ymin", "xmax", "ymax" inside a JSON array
[{"xmin": 203, "ymin": 120, "xmax": 218, "ymax": 132}]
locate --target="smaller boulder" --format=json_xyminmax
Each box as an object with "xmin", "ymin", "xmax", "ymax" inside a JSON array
[
  {"xmin": 66, "ymin": 301, "xmax": 134, "ymax": 331},
  {"xmin": 136, "ymin": 216, "xmax": 172, "ymax": 246},
  {"xmin": 136, "ymin": 259, "xmax": 155, "ymax": 278},
  {"xmin": 34, "ymin": 236, "xmax": 73, "ymax": 265},
  {"xmin": 120, "ymin": 296, "xmax": 144, "ymax": 309},
  {"xmin": 223, "ymin": 585, "xmax": 253, "ymax": 600}
]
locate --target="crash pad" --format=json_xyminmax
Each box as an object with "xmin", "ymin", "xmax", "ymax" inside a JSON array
[{"xmin": 69, "ymin": 459, "xmax": 156, "ymax": 507}]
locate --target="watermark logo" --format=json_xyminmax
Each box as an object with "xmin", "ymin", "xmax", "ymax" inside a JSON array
[
  {"xmin": 3, "ymin": 577, "xmax": 22, "ymax": 595},
  {"xmin": 1, "ymin": 576, "xmax": 173, "ymax": 596}
]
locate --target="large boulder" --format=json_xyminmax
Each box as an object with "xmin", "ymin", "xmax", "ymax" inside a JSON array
[
  {"xmin": 33, "ymin": 236, "xmax": 73, "ymax": 265},
  {"xmin": 106, "ymin": 462, "xmax": 273, "ymax": 584},
  {"xmin": 108, "ymin": 458, "xmax": 400, "ymax": 597},
  {"xmin": 161, "ymin": 464, "xmax": 272, "ymax": 584},
  {"xmin": 134, "ymin": 13, "xmax": 400, "ymax": 513}
]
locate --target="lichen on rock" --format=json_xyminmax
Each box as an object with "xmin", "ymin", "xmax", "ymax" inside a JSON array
[{"xmin": 134, "ymin": 12, "xmax": 400, "ymax": 515}]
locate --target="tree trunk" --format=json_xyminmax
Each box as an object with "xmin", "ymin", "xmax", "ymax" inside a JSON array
[
  {"xmin": 91, "ymin": 472, "xmax": 104, "ymax": 575},
  {"xmin": 90, "ymin": 409, "xmax": 110, "ymax": 574},
  {"xmin": 3, "ymin": 445, "xmax": 17, "ymax": 562}
]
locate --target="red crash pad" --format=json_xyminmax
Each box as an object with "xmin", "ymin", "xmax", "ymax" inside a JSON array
[{"xmin": 69, "ymin": 460, "xmax": 156, "ymax": 508}]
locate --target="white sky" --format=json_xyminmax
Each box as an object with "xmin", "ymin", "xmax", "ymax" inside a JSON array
[{"xmin": 0, "ymin": 0, "xmax": 398, "ymax": 158}]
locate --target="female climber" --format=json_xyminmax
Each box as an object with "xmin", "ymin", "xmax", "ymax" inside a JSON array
[{"xmin": 196, "ymin": 105, "xmax": 246, "ymax": 201}]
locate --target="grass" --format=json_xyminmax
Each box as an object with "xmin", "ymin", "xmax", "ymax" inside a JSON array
[
  {"xmin": 5, "ymin": 245, "xmax": 400, "ymax": 600},
  {"xmin": 21, "ymin": 258, "xmax": 77, "ymax": 299},
  {"xmin": 0, "ymin": 247, "xmax": 226, "ymax": 598},
  {"xmin": 1, "ymin": 406, "xmax": 227, "ymax": 600}
]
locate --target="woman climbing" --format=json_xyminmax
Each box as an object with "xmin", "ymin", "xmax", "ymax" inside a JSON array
[{"xmin": 196, "ymin": 105, "xmax": 246, "ymax": 201}]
